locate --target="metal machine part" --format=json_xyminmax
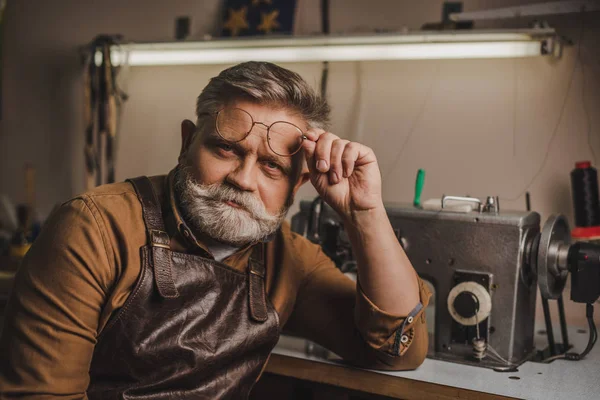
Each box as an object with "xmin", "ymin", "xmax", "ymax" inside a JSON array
[
  {"xmin": 534, "ymin": 215, "xmax": 571, "ymax": 299},
  {"xmin": 522, "ymin": 214, "xmax": 600, "ymax": 305},
  {"xmin": 483, "ymin": 196, "xmax": 500, "ymax": 213},
  {"xmin": 441, "ymin": 195, "xmax": 482, "ymax": 210},
  {"xmin": 568, "ymin": 242, "xmax": 600, "ymax": 304},
  {"xmin": 291, "ymin": 196, "xmax": 600, "ymax": 369},
  {"xmin": 303, "ymin": 197, "xmax": 355, "ymax": 273},
  {"xmin": 526, "ymin": 215, "xmax": 600, "ymax": 363},
  {"xmin": 291, "ymin": 196, "xmax": 540, "ymax": 369},
  {"xmin": 448, "ymin": 280, "xmax": 492, "ymax": 327},
  {"xmin": 447, "ymin": 271, "xmax": 493, "ymax": 362}
]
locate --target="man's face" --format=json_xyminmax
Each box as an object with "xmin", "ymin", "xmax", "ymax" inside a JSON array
[{"xmin": 177, "ymin": 100, "xmax": 308, "ymax": 245}]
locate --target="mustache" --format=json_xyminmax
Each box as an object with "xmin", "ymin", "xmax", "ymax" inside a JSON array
[{"xmin": 179, "ymin": 166, "xmax": 284, "ymax": 223}]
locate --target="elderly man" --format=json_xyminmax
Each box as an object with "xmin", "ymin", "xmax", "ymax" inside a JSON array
[{"xmin": 0, "ymin": 62, "xmax": 430, "ymax": 399}]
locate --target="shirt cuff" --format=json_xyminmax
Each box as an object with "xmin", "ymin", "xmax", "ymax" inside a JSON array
[{"xmin": 354, "ymin": 275, "xmax": 432, "ymax": 357}]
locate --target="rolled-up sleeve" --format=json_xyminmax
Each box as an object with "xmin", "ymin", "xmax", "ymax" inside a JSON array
[
  {"xmin": 282, "ymin": 243, "xmax": 432, "ymax": 371},
  {"xmin": 355, "ymin": 276, "xmax": 431, "ymax": 360}
]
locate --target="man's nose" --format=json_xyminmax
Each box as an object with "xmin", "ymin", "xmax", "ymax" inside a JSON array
[{"xmin": 225, "ymin": 158, "xmax": 257, "ymax": 192}]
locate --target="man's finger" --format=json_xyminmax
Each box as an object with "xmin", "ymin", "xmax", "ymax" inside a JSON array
[
  {"xmin": 330, "ymin": 139, "xmax": 349, "ymax": 184},
  {"xmin": 304, "ymin": 128, "xmax": 325, "ymax": 142},
  {"xmin": 342, "ymin": 142, "xmax": 361, "ymax": 178},
  {"xmin": 314, "ymin": 132, "xmax": 337, "ymax": 173},
  {"xmin": 302, "ymin": 139, "xmax": 317, "ymax": 172}
]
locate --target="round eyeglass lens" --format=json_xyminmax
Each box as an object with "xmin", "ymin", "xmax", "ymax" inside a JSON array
[
  {"xmin": 216, "ymin": 108, "xmax": 253, "ymax": 142},
  {"xmin": 268, "ymin": 122, "xmax": 304, "ymax": 156}
]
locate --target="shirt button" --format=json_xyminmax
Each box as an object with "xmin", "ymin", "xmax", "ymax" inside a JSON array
[
  {"xmin": 183, "ymin": 230, "xmax": 190, "ymax": 237},
  {"xmin": 407, "ymin": 316, "xmax": 414, "ymax": 323},
  {"xmin": 401, "ymin": 335, "xmax": 409, "ymax": 344}
]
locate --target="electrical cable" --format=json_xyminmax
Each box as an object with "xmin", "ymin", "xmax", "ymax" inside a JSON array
[
  {"xmin": 382, "ymin": 63, "xmax": 440, "ymax": 183},
  {"xmin": 542, "ymin": 303, "xmax": 596, "ymax": 363},
  {"xmin": 512, "ymin": 58, "xmax": 519, "ymax": 157},
  {"xmin": 579, "ymin": 11, "xmax": 597, "ymax": 165},
  {"xmin": 503, "ymin": 10, "xmax": 586, "ymax": 202}
]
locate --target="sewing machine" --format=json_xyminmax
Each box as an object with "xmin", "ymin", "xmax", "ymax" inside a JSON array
[{"xmin": 290, "ymin": 195, "xmax": 600, "ymax": 370}]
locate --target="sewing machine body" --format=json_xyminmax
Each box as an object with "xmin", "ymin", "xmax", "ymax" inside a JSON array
[{"xmin": 291, "ymin": 199, "xmax": 541, "ymax": 368}]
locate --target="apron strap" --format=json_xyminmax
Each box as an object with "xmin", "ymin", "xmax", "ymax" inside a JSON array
[
  {"xmin": 127, "ymin": 176, "xmax": 179, "ymax": 299},
  {"xmin": 248, "ymin": 243, "xmax": 268, "ymax": 323}
]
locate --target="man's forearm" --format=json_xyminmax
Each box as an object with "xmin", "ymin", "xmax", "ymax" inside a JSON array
[{"xmin": 346, "ymin": 205, "xmax": 420, "ymax": 315}]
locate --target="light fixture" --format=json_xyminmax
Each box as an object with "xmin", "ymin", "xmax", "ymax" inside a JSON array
[{"xmin": 103, "ymin": 29, "xmax": 557, "ymax": 67}]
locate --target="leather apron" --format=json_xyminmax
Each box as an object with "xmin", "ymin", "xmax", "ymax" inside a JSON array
[{"xmin": 87, "ymin": 177, "xmax": 280, "ymax": 399}]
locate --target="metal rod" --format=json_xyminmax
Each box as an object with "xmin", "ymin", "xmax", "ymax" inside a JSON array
[
  {"xmin": 541, "ymin": 297, "xmax": 557, "ymax": 355},
  {"xmin": 321, "ymin": 0, "xmax": 330, "ymax": 34},
  {"xmin": 320, "ymin": 0, "xmax": 330, "ymax": 98},
  {"xmin": 449, "ymin": 1, "xmax": 600, "ymax": 22},
  {"xmin": 557, "ymin": 295, "xmax": 570, "ymax": 351}
]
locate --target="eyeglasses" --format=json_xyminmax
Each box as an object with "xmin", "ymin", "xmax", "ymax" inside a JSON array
[{"xmin": 207, "ymin": 108, "xmax": 307, "ymax": 157}]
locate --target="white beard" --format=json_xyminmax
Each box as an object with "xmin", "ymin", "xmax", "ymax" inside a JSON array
[{"xmin": 174, "ymin": 166, "xmax": 287, "ymax": 246}]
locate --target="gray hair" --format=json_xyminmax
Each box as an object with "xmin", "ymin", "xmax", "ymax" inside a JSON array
[{"xmin": 195, "ymin": 61, "xmax": 330, "ymax": 131}]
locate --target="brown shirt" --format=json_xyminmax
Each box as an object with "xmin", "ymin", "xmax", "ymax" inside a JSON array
[{"xmin": 0, "ymin": 170, "xmax": 431, "ymax": 398}]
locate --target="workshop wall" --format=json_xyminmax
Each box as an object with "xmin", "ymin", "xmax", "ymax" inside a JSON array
[
  {"xmin": 2, "ymin": 0, "xmax": 599, "ymax": 222},
  {"xmin": 1, "ymin": 0, "xmax": 598, "ymax": 324}
]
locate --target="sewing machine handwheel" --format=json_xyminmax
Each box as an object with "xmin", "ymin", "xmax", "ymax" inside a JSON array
[{"xmin": 537, "ymin": 215, "xmax": 570, "ymax": 299}]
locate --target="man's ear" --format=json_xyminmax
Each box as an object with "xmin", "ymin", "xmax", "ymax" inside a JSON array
[{"xmin": 179, "ymin": 119, "xmax": 197, "ymax": 162}]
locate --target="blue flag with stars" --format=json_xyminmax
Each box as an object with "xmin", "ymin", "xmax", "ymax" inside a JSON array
[{"xmin": 220, "ymin": 0, "xmax": 297, "ymax": 37}]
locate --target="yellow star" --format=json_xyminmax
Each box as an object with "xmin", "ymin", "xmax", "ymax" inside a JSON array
[
  {"xmin": 252, "ymin": 0, "xmax": 272, "ymax": 5},
  {"xmin": 257, "ymin": 10, "xmax": 281, "ymax": 34},
  {"xmin": 223, "ymin": 6, "xmax": 249, "ymax": 37}
]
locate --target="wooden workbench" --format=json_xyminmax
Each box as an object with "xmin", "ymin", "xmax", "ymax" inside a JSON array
[
  {"xmin": 252, "ymin": 352, "xmax": 514, "ymax": 399},
  {"xmin": 251, "ymin": 330, "xmax": 599, "ymax": 400}
]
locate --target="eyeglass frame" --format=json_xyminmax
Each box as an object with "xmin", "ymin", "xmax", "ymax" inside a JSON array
[{"xmin": 199, "ymin": 107, "xmax": 308, "ymax": 157}]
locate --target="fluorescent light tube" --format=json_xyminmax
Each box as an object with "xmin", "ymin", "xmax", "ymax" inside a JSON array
[{"xmin": 103, "ymin": 30, "xmax": 554, "ymax": 66}]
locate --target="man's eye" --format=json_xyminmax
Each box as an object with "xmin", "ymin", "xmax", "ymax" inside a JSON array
[
  {"xmin": 216, "ymin": 143, "xmax": 234, "ymax": 152},
  {"xmin": 264, "ymin": 161, "xmax": 282, "ymax": 171}
]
